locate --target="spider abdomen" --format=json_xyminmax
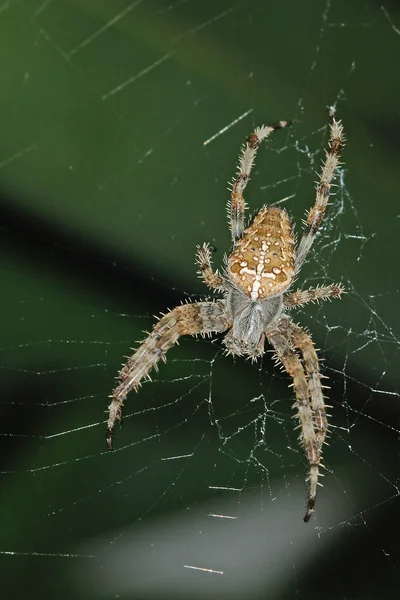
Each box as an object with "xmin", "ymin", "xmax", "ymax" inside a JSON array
[{"xmin": 228, "ymin": 206, "xmax": 295, "ymax": 300}]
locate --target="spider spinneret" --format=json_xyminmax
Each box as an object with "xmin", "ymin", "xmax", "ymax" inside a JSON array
[{"xmin": 107, "ymin": 116, "xmax": 345, "ymax": 523}]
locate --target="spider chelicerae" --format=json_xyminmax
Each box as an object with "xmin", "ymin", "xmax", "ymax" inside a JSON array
[{"xmin": 107, "ymin": 116, "xmax": 345, "ymax": 522}]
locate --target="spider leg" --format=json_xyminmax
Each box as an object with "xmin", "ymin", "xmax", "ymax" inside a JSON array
[
  {"xmin": 229, "ymin": 120, "xmax": 291, "ymax": 243},
  {"xmin": 278, "ymin": 316, "xmax": 329, "ymax": 521},
  {"xmin": 196, "ymin": 243, "xmax": 226, "ymax": 291},
  {"xmin": 284, "ymin": 283, "xmax": 345, "ymax": 308},
  {"xmin": 107, "ymin": 300, "xmax": 230, "ymax": 450},
  {"xmin": 267, "ymin": 326, "xmax": 321, "ymax": 522},
  {"xmin": 295, "ymin": 119, "xmax": 345, "ymax": 273}
]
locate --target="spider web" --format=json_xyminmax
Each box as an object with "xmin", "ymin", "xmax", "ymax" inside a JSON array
[{"xmin": 1, "ymin": 1, "xmax": 400, "ymax": 598}]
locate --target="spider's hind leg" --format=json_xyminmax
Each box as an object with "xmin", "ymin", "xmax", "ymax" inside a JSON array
[
  {"xmin": 228, "ymin": 120, "xmax": 291, "ymax": 243},
  {"xmin": 295, "ymin": 119, "xmax": 345, "ymax": 273}
]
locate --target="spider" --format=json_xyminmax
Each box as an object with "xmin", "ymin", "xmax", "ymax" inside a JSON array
[{"xmin": 107, "ymin": 116, "xmax": 345, "ymax": 522}]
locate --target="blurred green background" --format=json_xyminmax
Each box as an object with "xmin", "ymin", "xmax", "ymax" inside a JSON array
[{"xmin": 1, "ymin": 0, "xmax": 400, "ymax": 598}]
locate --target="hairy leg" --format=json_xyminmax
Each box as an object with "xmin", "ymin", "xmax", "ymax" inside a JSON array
[
  {"xmin": 108, "ymin": 300, "xmax": 230, "ymax": 450},
  {"xmin": 267, "ymin": 326, "xmax": 321, "ymax": 522},
  {"xmin": 229, "ymin": 120, "xmax": 291, "ymax": 243},
  {"xmin": 295, "ymin": 119, "xmax": 345, "ymax": 273},
  {"xmin": 279, "ymin": 317, "xmax": 330, "ymax": 520},
  {"xmin": 284, "ymin": 283, "xmax": 345, "ymax": 308},
  {"xmin": 196, "ymin": 243, "xmax": 226, "ymax": 291}
]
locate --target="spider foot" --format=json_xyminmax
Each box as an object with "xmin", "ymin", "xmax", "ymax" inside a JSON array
[
  {"xmin": 304, "ymin": 462, "xmax": 319, "ymax": 522},
  {"xmin": 106, "ymin": 427, "xmax": 114, "ymax": 451},
  {"xmin": 272, "ymin": 119, "xmax": 292, "ymax": 130},
  {"xmin": 303, "ymin": 497, "xmax": 315, "ymax": 523},
  {"xmin": 106, "ymin": 404, "xmax": 123, "ymax": 451}
]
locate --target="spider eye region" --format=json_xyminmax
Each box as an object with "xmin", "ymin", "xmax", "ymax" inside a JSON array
[{"xmin": 228, "ymin": 207, "xmax": 295, "ymax": 300}]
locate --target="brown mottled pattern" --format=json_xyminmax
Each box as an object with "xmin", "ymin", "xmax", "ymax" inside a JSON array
[{"xmin": 228, "ymin": 206, "xmax": 295, "ymax": 299}]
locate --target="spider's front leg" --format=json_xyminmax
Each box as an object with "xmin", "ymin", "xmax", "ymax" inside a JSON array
[
  {"xmin": 267, "ymin": 327, "xmax": 322, "ymax": 522},
  {"xmin": 279, "ymin": 317, "xmax": 330, "ymax": 521},
  {"xmin": 107, "ymin": 300, "xmax": 230, "ymax": 450}
]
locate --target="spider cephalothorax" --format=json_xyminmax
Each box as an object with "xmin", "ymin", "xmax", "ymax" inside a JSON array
[{"xmin": 107, "ymin": 117, "xmax": 345, "ymax": 522}]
